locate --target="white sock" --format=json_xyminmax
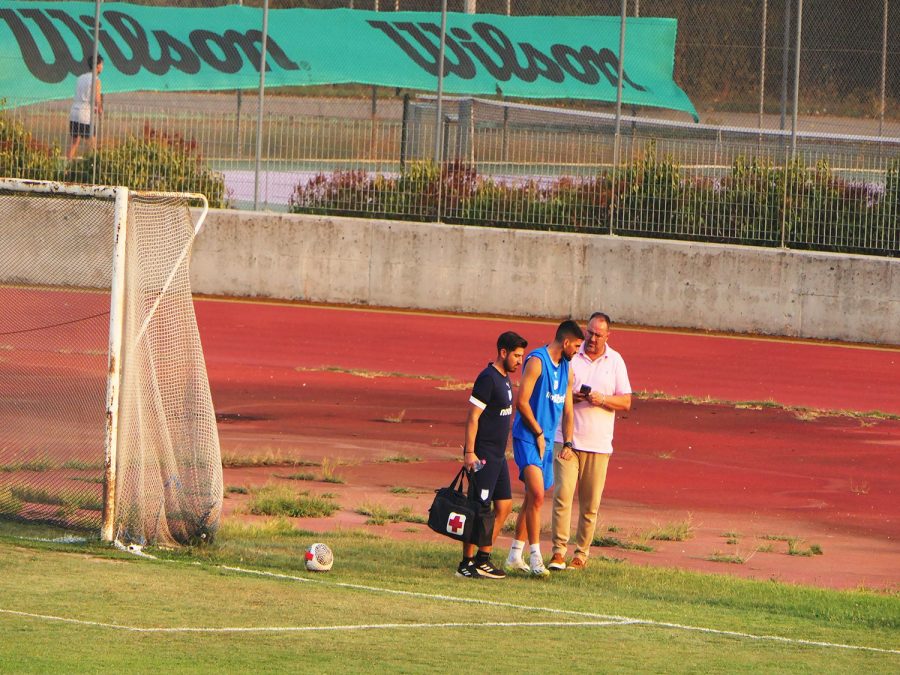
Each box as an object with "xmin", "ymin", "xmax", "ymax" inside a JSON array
[
  {"xmin": 507, "ymin": 540, "xmax": 525, "ymax": 561},
  {"xmin": 529, "ymin": 543, "xmax": 542, "ymax": 557}
]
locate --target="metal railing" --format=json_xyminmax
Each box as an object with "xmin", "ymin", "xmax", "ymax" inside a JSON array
[{"xmin": 2, "ymin": 92, "xmax": 898, "ymax": 256}]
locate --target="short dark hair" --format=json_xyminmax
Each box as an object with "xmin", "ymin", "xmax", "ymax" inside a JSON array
[
  {"xmin": 588, "ymin": 311, "xmax": 612, "ymax": 327},
  {"xmin": 554, "ymin": 320, "xmax": 584, "ymax": 342},
  {"xmin": 497, "ymin": 331, "xmax": 527, "ymax": 354},
  {"xmin": 87, "ymin": 54, "xmax": 103, "ymax": 69}
]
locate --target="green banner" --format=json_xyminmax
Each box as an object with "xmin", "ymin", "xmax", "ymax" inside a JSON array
[{"xmin": 0, "ymin": 2, "xmax": 697, "ymax": 119}]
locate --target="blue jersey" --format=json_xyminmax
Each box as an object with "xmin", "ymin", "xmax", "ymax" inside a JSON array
[{"xmin": 512, "ymin": 346, "xmax": 569, "ymax": 443}]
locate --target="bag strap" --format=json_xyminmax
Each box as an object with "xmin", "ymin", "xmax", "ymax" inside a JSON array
[{"xmin": 449, "ymin": 466, "xmax": 468, "ymax": 492}]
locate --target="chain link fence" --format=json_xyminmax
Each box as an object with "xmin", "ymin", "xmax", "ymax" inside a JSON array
[
  {"xmin": 0, "ymin": 1, "xmax": 897, "ymax": 256},
  {"xmin": 182, "ymin": 0, "xmax": 898, "ymax": 137}
]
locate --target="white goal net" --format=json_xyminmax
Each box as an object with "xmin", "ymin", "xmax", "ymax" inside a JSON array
[{"xmin": 0, "ymin": 179, "xmax": 222, "ymax": 546}]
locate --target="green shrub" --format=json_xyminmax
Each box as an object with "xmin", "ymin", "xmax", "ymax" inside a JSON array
[
  {"xmin": 0, "ymin": 113, "xmax": 65, "ymax": 181},
  {"xmin": 67, "ymin": 124, "xmax": 228, "ymax": 208},
  {"xmin": 0, "ymin": 111, "xmax": 227, "ymax": 207}
]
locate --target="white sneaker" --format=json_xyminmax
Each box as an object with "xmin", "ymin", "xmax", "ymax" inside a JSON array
[
  {"xmin": 504, "ymin": 556, "xmax": 529, "ymax": 573},
  {"xmin": 529, "ymin": 553, "xmax": 550, "ymax": 578}
]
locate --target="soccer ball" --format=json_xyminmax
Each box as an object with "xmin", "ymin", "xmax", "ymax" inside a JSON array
[{"xmin": 305, "ymin": 542, "xmax": 334, "ymax": 572}]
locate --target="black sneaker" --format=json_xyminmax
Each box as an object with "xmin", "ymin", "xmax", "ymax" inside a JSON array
[
  {"xmin": 455, "ymin": 559, "xmax": 483, "ymax": 579},
  {"xmin": 472, "ymin": 557, "xmax": 507, "ymax": 579}
]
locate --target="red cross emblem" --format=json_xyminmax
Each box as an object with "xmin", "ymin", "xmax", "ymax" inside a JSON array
[{"xmin": 446, "ymin": 512, "xmax": 466, "ymax": 534}]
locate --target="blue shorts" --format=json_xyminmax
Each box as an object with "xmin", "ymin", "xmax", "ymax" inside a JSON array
[{"xmin": 512, "ymin": 436, "xmax": 554, "ymax": 490}]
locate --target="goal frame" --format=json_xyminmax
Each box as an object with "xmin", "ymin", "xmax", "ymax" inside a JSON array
[{"xmin": 0, "ymin": 178, "xmax": 209, "ymax": 542}]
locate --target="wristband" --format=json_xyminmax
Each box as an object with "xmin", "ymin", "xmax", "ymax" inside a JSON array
[
  {"xmin": 563, "ymin": 441, "xmax": 574, "ymax": 449},
  {"xmin": 535, "ymin": 429, "xmax": 543, "ymax": 437}
]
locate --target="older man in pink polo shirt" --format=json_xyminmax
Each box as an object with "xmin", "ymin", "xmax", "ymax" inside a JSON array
[{"xmin": 548, "ymin": 312, "xmax": 632, "ymax": 570}]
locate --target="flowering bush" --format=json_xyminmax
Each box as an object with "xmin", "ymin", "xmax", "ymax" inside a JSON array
[{"xmin": 289, "ymin": 152, "xmax": 899, "ymax": 257}]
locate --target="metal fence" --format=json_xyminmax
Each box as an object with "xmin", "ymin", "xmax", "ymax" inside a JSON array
[
  {"xmin": 7, "ymin": 1, "xmax": 896, "ymax": 134},
  {"xmin": 1, "ymin": 2, "xmax": 898, "ymax": 256},
  {"xmin": 125, "ymin": 0, "xmax": 897, "ymax": 138},
  {"xmin": 2, "ymin": 91, "xmax": 898, "ymax": 256}
]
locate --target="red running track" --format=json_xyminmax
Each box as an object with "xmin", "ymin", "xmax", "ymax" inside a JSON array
[
  {"xmin": 195, "ymin": 299, "xmax": 900, "ymax": 415},
  {"xmin": 194, "ymin": 299, "xmax": 900, "ymax": 587}
]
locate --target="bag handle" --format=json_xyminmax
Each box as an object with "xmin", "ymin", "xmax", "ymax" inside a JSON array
[
  {"xmin": 448, "ymin": 465, "xmax": 482, "ymax": 501},
  {"xmin": 449, "ymin": 466, "xmax": 469, "ymax": 492}
]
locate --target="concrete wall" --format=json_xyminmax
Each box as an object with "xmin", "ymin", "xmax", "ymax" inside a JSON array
[{"xmin": 191, "ymin": 210, "xmax": 900, "ymax": 345}]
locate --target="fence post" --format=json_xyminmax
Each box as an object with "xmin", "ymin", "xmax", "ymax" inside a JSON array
[
  {"xmin": 400, "ymin": 94, "xmax": 409, "ymax": 170},
  {"xmin": 235, "ymin": 90, "xmax": 243, "ymax": 159},
  {"xmin": 501, "ymin": 105, "xmax": 509, "ymax": 163},
  {"xmin": 879, "ymin": 0, "xmax": 889, "ymax": 137},
  {"xmin": 253, "ymin": 0, "xmax": 270, "ymax": 211},
  {"xmin": 433, "ymin": 0, "xmax": 448, "ymax": 222},
  {"xmin": 613, "ymin": 0, "xmax": 626, "ymax": 165},
  {"xmin": 780, "ymin": 147, "xmax": 790, "ymax": 249},
  {"xmin": 758, "ymin": 0, "xmax": 768, "ymax": 133},
  {"xmin": 442, "ymin": 114, "xmax": 452, "ymax": 168},
  {"xmin": 779, "ymin": 0, "xmax": 791, "ymax": 132},
  {"xmin": 370, "ymin": 87, "xmax": 378, "ymax": 161},
  {"xmin": 610, "ymin": 0, "xmax": 627, "ymax": 236},
  {"xmin": 790, "ymin": 0, "xmax": 803, "ymax": 158},
  {"xmin": 89, "ymin": 0, "xmax": 101, "ymax": 184}
]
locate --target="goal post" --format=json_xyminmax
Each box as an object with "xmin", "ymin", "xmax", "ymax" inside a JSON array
[
  {"xmin": 0, "ymin": 178, "xmax": 222, "ymax": 546},
  {"xmin": 102, "ymin": 185, "xmax": 129, "ymax": 543}
]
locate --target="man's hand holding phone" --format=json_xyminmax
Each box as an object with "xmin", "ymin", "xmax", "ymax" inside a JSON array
[{"xmin": 574, "ymin": 383, "xmax": 591, "ymax": 403}]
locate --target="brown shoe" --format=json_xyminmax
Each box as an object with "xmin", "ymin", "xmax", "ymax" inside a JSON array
[
  {"xmin": 568, "ymin": 556, "xmax": 587, "ymax": 570},
  {"xmin": 547, "ymin": 552, "xmax": 567, "ymax": 571}
]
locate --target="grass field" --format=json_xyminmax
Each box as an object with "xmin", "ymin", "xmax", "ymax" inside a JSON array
[{"xmin": 0, "ymin": 519, "xmax": 897, "ymax": 673}]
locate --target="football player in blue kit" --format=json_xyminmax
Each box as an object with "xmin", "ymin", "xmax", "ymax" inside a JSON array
[
  {"xmin": 505, "ymin": 320, "xmax": 583, "ymax": 576},
  {"xmin": 457, "ymin": 331, "xmax": 528, "ymax": 579}
]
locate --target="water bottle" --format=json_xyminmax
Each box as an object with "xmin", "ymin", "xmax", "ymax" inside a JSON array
[{"xmin": 470, "ymin": 459, "xmax": 485, "ymax": 473}]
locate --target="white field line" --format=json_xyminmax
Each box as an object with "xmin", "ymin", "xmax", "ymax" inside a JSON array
[
  {"xmin": 218, "ymin": 565, "xmax": 900, "ymax": 656},
  {"xmin": 0, "ymin": 609, "xmax": 628, "ymax": 634},
  {"xmin": 2, "ymin": 550, "xmax": 897, "ymax": 656}
]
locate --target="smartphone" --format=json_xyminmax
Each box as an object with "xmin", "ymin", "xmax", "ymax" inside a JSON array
[{"xmin": 579, "ymin": 384, "xmax": 592, "ymax": 395}]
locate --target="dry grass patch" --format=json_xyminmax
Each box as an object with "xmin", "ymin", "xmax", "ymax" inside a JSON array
[
  {"xmin": 246, "ymin": 485, "xmax": 339, "ymax": 518},
  {"xmin": 759, "ymin": 534, "xmax": 824, "ymax": 557},
  {"xmin": 591, "ymin": 534, "xmax": 654, "ymax": 552},
  {"xmin": 708, "ymin": 550, "xmax": 753, "ymax": 564},
  {"xmin": 645, "ymin": 516, "xmax": 694, "ymax": 542},
  {"xmin": 221, "ymin": 448, "xmax": 318, "ymax": 468},
  {"xmin": 434, "ymin": 380, "xmax": 471, "ymax": 391},
  {"xmin": 850, "ymin": 479, "xmax": 870, "ymax": 495},
  {"xmin": 633, "ymin": 391, "xmax": 900, "ymax": 422},
  {"xmin": 354, "ymin": 503, "xmax": 426, "ymax": 526},
  {"xmin": 382, "ymin": 409, "xmax": 406, "ymax": 423},
  {"xmin": 378, "ymin": 453, "xmax": 421, "ymax": 463}
]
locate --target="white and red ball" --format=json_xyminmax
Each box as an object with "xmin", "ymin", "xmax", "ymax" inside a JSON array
[{"xmin": 305, "ymin": 542, "xmax": 334, "ymax": 572}]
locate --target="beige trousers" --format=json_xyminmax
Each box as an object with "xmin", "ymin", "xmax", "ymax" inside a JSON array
[{"xmin": 551, "ymin": 443, "xmax": 610, "ymax": 559}]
